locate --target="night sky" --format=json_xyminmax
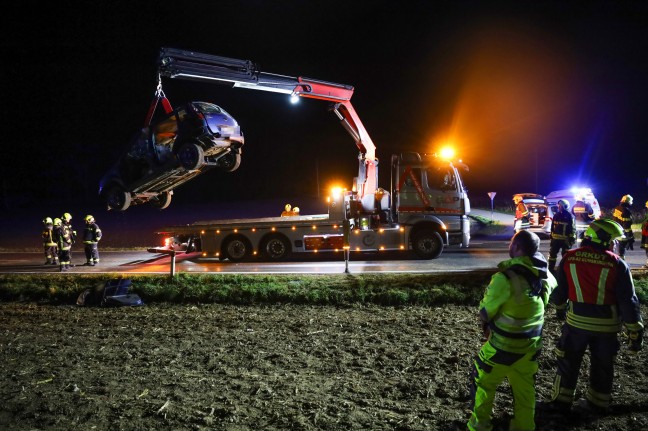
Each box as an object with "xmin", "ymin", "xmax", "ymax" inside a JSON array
[{"xmin": 3, "ymin": 1, "xmax": 648, "ymax": 216}]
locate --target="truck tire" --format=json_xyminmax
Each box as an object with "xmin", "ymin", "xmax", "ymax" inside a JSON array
[
  {"xmin": 218, "ymin": 152, "xmax": 241, "ymax": 172},
  {"xmin": 178, "ymin": 142, "xmax": 205, "ymax": 170},
  {"xmin": 149, "ymin": 191, "xmax": 172, "ymax": 210},
  {"xmin": 223, "ymin": 235, "xmax": 251, "ymax": 262},
  {"xmin": 411, "ymin": 229, "xmax": 443, "ymax": 259},
  {"xmin": 106, "ymin": 186, "xmax": 131, "ymax": 211},
  {"xmin": 261, "ymin": 234, "xmax": 291, "ymax": 261}
]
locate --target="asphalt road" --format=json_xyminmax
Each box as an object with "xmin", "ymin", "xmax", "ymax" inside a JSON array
[{"xmin": 2, "ymin": 237, "xmax": 647, "ymax": 275}]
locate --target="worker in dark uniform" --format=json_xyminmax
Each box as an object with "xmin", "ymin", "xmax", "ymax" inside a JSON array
[
  {"xmin": 512, "ymin": 195, "xmax": 530, "ymax": 234},
  {"xmin": 41, "ymin": 217, "xmax": 59, "ymax": 266},
  {"xmin": 61, "ymin": 212, "xmax": 77, "ymax": 265},
  {"xmin": 548, "ymin": 199, "xmax": 576, "ymax": 273},
  {"xmin": 540, "ymin": 219, "xmax": 643, "ymax": 414},
  {"xmin": 641, "ymin": 200, "xmax": 648, "ymax": 269},
  {"xmin": 82, "ymin": 215, "xmax": 102, "ymax": 266},
  {"xmin": 467, "ymin": 230, "xmax": 557, "ymax": 431},
  {"xmin": 612, "ymin": 194, "xmax": 634, "ymax": 259},
  {"xmin": 53, "ymin": 218, "xmax": 73, "ymax": 272},
  {"xmin": 571, "ymin": 196, "xmax": 595, "ymax": 241}
]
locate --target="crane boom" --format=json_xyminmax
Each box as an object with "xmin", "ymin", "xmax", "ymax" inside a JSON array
[{"xmin": 158, "ymin": 47, "xmax": 377, "ymax": 199}]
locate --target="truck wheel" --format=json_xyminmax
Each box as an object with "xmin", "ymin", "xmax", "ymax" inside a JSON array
[
  {"xmin": 261, "ymin": 234, "xmax": 291, "ymax": 261},
  {"xmin": 218, "ymin": 152, "xmax": 242, "ymax": 172},
  {"xmin": 106, "ymin": 186, "xmax": 131, "ymax": 211},
  {"xmin": 149, "ymin": 191, "xmax": 172, "ymax": 210},
  {"xmin": 178, "ymin": 142, "xmax": 205, "ymax": 170},
  {"xmin": 411, "ymin": 229, "xmax": 443, "ymax": 259},
  {"xmin": 223, "ymin": 236, "xmax": 251, "ymax": 262}
]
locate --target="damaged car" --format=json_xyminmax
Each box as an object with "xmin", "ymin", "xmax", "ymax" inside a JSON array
[{"xmin": 99, "ymin": 101, "xmax": 244, "ymax": 211}]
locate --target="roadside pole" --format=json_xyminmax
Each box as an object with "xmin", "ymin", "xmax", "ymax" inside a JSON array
[
  {"xmin": 343, "ymin": 219, "xmax": 350, "ymax": 274},
  {"xmin": 147, "ymin": 248, "xmax": 177, "ymax": 277},
  {"xmin": 488, "ymin": 192, "xmax": 497, "ymax": 223}
]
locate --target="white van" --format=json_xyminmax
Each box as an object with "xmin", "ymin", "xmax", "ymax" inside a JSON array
[{"xmin": 545, "ymin": 188, "xmax": 602, "ymax": 219}]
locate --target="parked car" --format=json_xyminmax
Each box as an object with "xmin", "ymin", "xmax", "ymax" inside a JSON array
[{"xmin": 99, "ymin": 101, "xmax": 244, "ymax": 211}]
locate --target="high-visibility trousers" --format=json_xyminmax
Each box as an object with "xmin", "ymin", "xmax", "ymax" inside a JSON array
[{"xmin": 468, "ymin": 341, "xmax": 539, "ymax": 431}]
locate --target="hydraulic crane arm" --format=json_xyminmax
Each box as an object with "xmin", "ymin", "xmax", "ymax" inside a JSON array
[{"xmin": 158, "ymin": 48, "xmax": 378, "ymax": 199}]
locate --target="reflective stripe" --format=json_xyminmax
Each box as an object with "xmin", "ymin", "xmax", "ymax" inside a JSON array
[
  {"xmin": 597, "ymin": 268, "xmax": 609, "ymax": 305},
  {"xmin": 569, "ymin": 264, "xmax": 584, "ymax": 302},
  {"xmin": 566, "ymin": 305, "xmax": 621, "ymax": 333}
]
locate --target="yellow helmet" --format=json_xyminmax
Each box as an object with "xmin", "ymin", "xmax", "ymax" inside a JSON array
[
  {"xmin": 85, "ymin": 215, "xmax": 95, "ymax": 223},
  {"xmin": 62, "ymin": 212, "xmax": 72, "ymax": 222},
  {"xmin": 284, "ymin": 204, "xmax": 291, "ymax": 211},
  {"xmin": 43, "ymin": 217, "xmax": 53, "ymax": 225},
  {"xmin": 621, "ymin": 194, "xmax": 633, "ymax": 205},
  {"xmin": 512, "ymin": 195, "xmax": 523, "ymax": 204},
  {"xmin": 293, "ymin": 206, "xmax": 300, "ymax": 213},
  {"xmin": 645, "ymin": 200, "xmax": 648, "ymax": 209},
  {"xmin": 584, "ymin": 219, "xmax": 624, "ymax": 247},
  {"xmin": 53, "ymin": 218, "xmax": 62, "ymax": 227}
]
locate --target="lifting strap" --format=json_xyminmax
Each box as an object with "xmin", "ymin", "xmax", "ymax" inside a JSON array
[{"xmin": 144, "ymin": 75, "xmax": 173, "ymax": 127}]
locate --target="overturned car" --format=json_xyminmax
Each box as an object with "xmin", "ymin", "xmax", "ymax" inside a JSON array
[{"xmin": 99, "ymin": 101, "xmax": 244, "ymax": 211}]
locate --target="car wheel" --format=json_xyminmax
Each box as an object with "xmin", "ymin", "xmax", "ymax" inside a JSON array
[
  {"xmin": 218, "ymin": 152, "xmax": 242, "ymax": 172},
  {"xmin": 223, "ymin": 235, "xmax": 251, "ymax": 262},
  {"xmin": 178, "ymin": 143, "xmax": 205, "ymax": 170},
  {"xmin": 106, "ymin": 186, "xmax": 131, "ymax": 211},
  {"xmin": 411, "ymin": 229, "xmax": 443, "ymax": 259},
  {"xmin": 261, "ymin": 234, "xmax": 291, "ymax": 261},
  {"xmin": 149, "ymin": 191, "xmax": 172, "ymax": 210}
]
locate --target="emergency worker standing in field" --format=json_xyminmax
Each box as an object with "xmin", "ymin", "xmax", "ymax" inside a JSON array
[
  {"xmin": 571, "ymin": 195, "xmax": 595, "ymax": 240},
  {"xmin": 548, "ymin": 199, "xmax": 576, "ymax": 273},
  {"xmin": 512, "ymin": 195, "xmax": 530, "ymax": 234},
  {"xmin": 641, "ymin": 200, "xmax": 648, "ymax": 268},
  {"xmin": 612, "ymin": 194, "xmax": 634, "ymax": 259},
  {"xmin": 82, "ymin": 215, "xmax": 102, "ymax": 266},
  {"xmin": 53, "ymin": 218, "xmax": 73, "ymax": 271},
  {"xmin": 41, "ymin": 217, "xmax": 59, "ymax": 266},
  {"xmin": 540, "ymin": 219, "xmax": 643, "ymax": 414},
  {"xmin": 467, "ymin": 230, "xmax": 557, "ymax": 431}
]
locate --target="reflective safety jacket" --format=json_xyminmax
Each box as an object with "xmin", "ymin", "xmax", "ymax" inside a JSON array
[
  {"xmin": 613, "ymin": 202, "xmax": 633, "ymax": 240},
  {"xmin": 551, "ymin": 241, "xmax": 643, "ymax": 334},
  {"xmin": 642, "ymin": 213, "xmax": 648, "ymax": 249},
  {"xmin": 479, "ymin": 253, "xmax": 557, "ymax": 354},
  {"xmin": 54, "ymin": 225, "xmax": 74, "ymax": 251},
  {"xmin": 42, "ymin": 226, "xmax": 56, "ymax": 247},
  {"xmin": 572, "ymin": 201, "xmax": 595, "ymax": 224},
  {"xmin": 551, "ymin": 209, "xmax": 576, "ymax": 242},
  {"xmin": 83, "ymin": 223, "xmax": 102, "ymax": 244},
  {"xmin": 515, "ymin": 202, "xmax": 530, "ymax": 221}
]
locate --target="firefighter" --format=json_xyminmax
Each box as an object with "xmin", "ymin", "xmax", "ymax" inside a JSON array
[
  {"xmin": 540, "ymin": 219, "xmax": 643, "ymax": 414},
  {"xmin": 612, "ymin": 194, "xmax": 634, "ymax": 259},
  {"xmin": 41, "ymin": 217, "xmax": 59, "ymax": 266},
  {"xmin": 548, "ymin": 199, "xmax": 576, "ymax": 273},
  {"xmin": 512, "ymin": 195, "xmax": 530, "ymax": 234},
  {"xmin": 571, "ymin": 195, "xmax": 595, "ymax": 240},
  {"xmin": 82, "ymin": 215, "xmax": 102, "ymax": 266},
  {"xmin": 641, "ymin": 200, "xmax": 648, "ymax": 268},
  {"xmin": 281, "ymin": 203, "xmax": 292, "ymax": 217},
  {"xmin": 52, "ymin": 218, "xmax": 73, "ymax": 271},
  {"xmin": 61, "ymin": 212, "xmax": 77, "ymax": 264},
  {"xmin": 467, "ymin": 230, "xmax": 557, "ymax": 431}
]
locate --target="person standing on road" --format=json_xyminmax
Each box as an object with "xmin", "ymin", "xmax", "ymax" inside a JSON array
[
  {"xmin": 612, "ymin": 194, "xmax": 634, "ymax": 259},
  {"xmin": 571, "ymin": 196, "xmax": 595, "ymax": 240},
  {"xmin": 548, "ymin": 199, "xmax": 576, "ymax": 273},
  {"xmin": 513, "ymin": 195, "xmax": 530, "ymax": 234},
  {"xmin": 540, "ymin": 219, "xmax": 643, "ymax": 415},
  {"xmin": 53, "ymin": 218, "xmax": 73, "ymax": 272},
  {"xmin": 641, "ymin": 200, "xmax": 648, "ymax": 268},
  {"xmin": 41, "ymin": 217, "xmax": 59, "ymax": 266},
  {"xmin": 467, "ymin": 230, "xmax": 557, "ymax": 431},
  {"xmin": 61, "ymin": 212, "xmax": 77, "ymax": 265},
  {"xmin": 82, "ymin": 215, "xmax": 102, "ymax": 266}
]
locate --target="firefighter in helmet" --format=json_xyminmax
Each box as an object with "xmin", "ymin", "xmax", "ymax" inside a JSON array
[
  {"xmin": 61, "ymin": 212, "xmax": 77, "ymax": 264},
  {"xmin": 541, "ymin": 219, "xmax": 643, "ymax": 414},
  {"xmin": 548, "ymin": 199, "xmax": 576, "ymax": 273},
  {"xmin": 512, "ymin": 195, "xmax": 530, "ymax": 234},
  {"xmin": 41, "ymin": 217, "xmax": 59, "ymax": 266},
  {"xmin": 281, "ymin": 204, "xmax": 292, "ymax": 217},
  {"xmin": 641, "ymin": 200, "xmax": 648, "ymax": 268},
  {"xmin": 82, "ymin": 215, "xmax": 102, "ymax": 266},
  {"xmin": 612, "ymin": 194, "xmax": 634, "ymax": 259},
  {"xmin": 52, "ymin": 217, "xmax": 73, "ymax": 271}
]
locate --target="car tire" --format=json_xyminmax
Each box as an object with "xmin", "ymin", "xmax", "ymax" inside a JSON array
[
  {"xmin": 261, "ymin": 234, "xmax": 291, "ymax": 261},
  {"xmin": 218, "ymin": 152, "xmax": 242, "ymax": 173},
  {"xmin": 149, "ymin": 191, "xmax": 172, "ymax": 210},
  {"xmin": 106, "ymin": 186, "xmax": 131, "ymax": 211},
  {"xmin": 411, "ymin": 229, "xmax": 443, "ymax": 259},
  {"xmin": 178, "ymin": 143, "xmax": 205, "ymax": 171}
]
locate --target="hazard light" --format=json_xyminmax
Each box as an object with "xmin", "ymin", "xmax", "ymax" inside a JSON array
[{"xmin": 439, "ymin": 147, "xmax": 456, "ymax": 160}]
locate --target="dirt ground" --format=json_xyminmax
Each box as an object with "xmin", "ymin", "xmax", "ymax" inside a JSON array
[{"xmin": 1, "ymin": 303, "xmax": 647, "ymax": 431}]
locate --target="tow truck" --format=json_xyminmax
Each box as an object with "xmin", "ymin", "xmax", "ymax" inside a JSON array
[{"xmin": 152, "ymin": 48, "xmax": 471, "ymax": 261}]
